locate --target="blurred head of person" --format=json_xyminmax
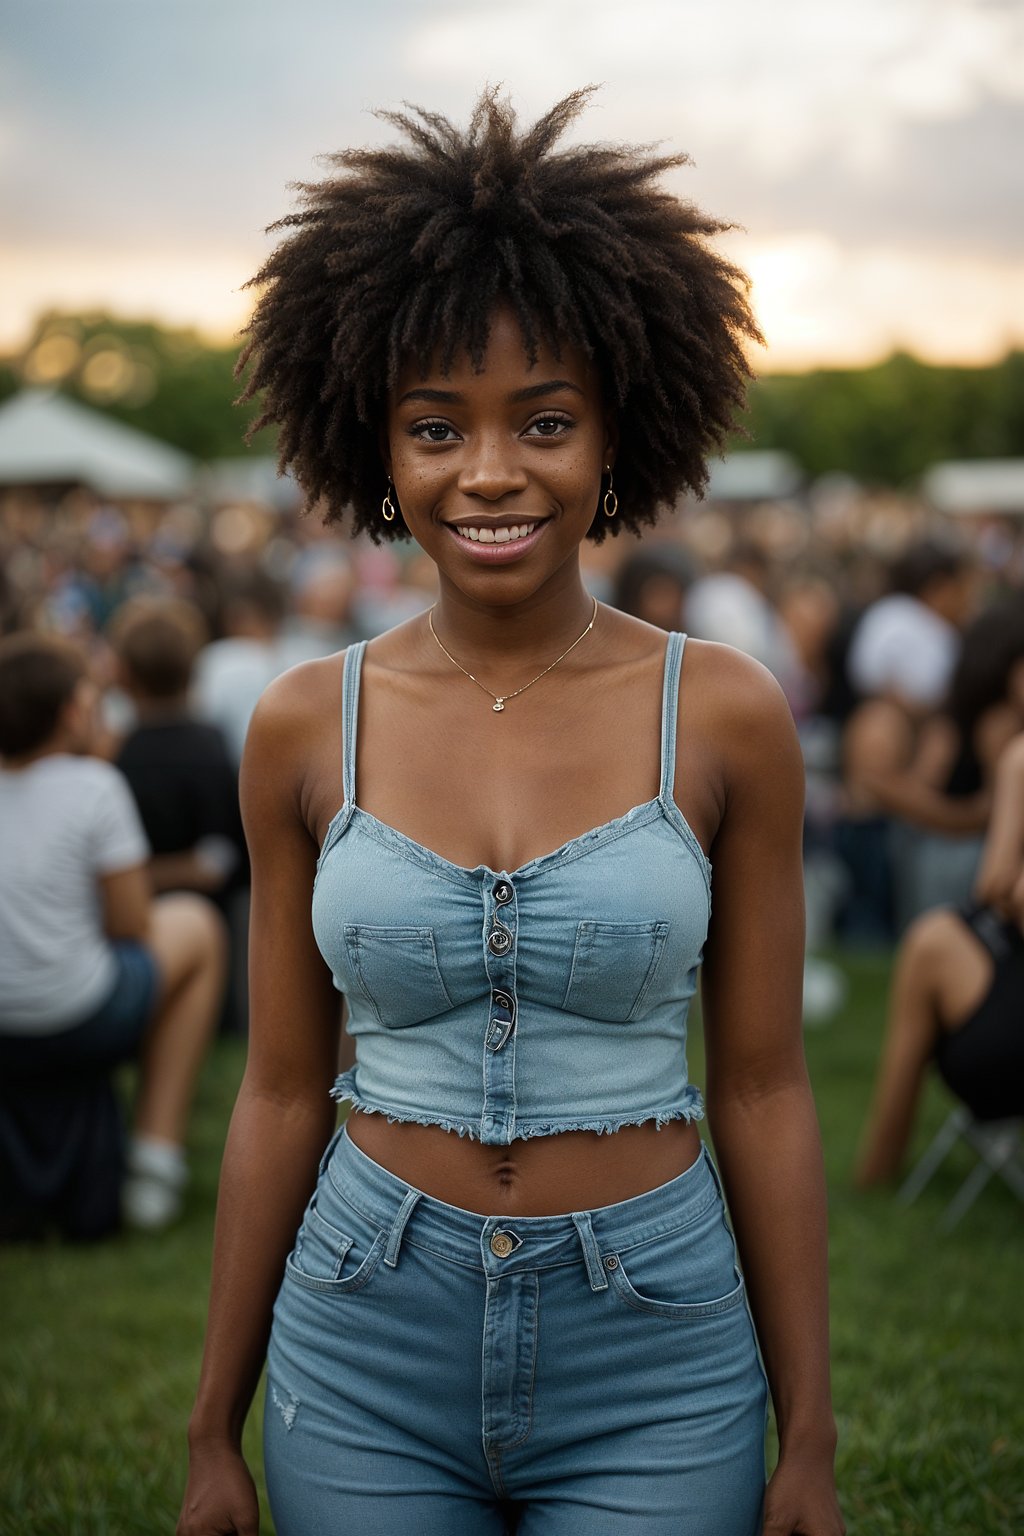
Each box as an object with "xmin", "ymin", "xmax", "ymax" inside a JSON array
[
  {"xmin": 726, "ymin": 540, "xmax": 774, "ymax": 597},
  {"xmin": 891, "ymin": 539, "xmax": 978, "ymax": 629},
  {"xmin": 0, "ymin": 632, "xmax": 95, "ymax": 764},
  {"xmin": 611, "ymin": 544, "xmax": 696, "ymax": 631},
  {"xmin": 218, "ymin": 564, "xmax": 287, "ymax": 641},
  {"xmin": 107, "ymin": 597, "xmax": 209, "ymax": 706},
  {"xmin": 290, "ymin": 550, "xmax": 354, "ymax": 630},
  {"xmin": 777, "ymin": 573, "xmax": 840, "ymax": 673}
]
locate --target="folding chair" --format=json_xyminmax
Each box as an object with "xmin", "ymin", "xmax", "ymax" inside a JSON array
[{"xmin": 899, "ymin": 1105, "xmax": 1024, "ymax": 1231}]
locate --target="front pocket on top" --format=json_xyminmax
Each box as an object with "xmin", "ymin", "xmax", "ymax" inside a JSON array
[
  {"xmin": 561, "ymin": 920, "xmax": 670, "ymax": 1022},
  {"xmin": 344, "ymin": 925, "xmax": 453, "ymax": 1028}
]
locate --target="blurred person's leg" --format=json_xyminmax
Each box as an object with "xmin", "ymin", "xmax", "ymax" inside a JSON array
[
  {"xmin": 136, "ymin": 893, "xmax": 226, "ymax": 1144},
  {"xmin": 855, "ymin": 908, "xmax": 992, "ymax": 1187},
  {"xmin": 835, "ymin": 699, "xmax": 915, "ymax": 944},
  {"xmin": 125, "ymin": 894, "xmax": 226, "ymax": 1228}
]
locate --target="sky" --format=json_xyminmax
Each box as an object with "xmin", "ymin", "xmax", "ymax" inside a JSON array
[{"xmin": 1, "ymin": 0, "xmax": 1023, "ymax": 371}]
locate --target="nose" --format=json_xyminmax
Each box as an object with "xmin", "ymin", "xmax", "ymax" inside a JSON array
[{"xmin": 457, "ymin": 435, "xmax": 529, "ymax": 501}]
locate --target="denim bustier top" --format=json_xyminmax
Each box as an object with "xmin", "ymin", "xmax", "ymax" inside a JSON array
[{"xmin": 313, "ymin": 632, "xmax": 711, "ymax": 1146}]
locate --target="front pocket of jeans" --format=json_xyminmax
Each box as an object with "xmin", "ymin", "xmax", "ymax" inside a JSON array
[
  {"xmin": 603, "ymin": 1199, "xmax": 746, "ymax": 1319},
  {"xmin": 606, "ymin": 1257, "xmax": 746, "ymax": 1318},
  {"xmin": 285, "ymin": 1202, "xmax": 386, "ymax": 1295},
  {"xmin": 344, "ymin": 925, "xmax": 453, "ymax": 1028},
  {"xmin": 561, "ymin": 920, "xmax": 670, "ymax": 1022}
]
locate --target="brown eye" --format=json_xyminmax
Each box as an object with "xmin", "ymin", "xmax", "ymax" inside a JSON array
[
  {"xmin": 526, "ymin": 414, "xmax": 572, "ymax": 438},
  {"xmin": 410, "ymin": 419, "xmax": 458, "ymax": 442}
]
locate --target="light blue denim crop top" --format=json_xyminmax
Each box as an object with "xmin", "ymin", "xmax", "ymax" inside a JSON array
[{"xmin": 313, "ymin": 631, "xmax": 711, "ymax": 1146}]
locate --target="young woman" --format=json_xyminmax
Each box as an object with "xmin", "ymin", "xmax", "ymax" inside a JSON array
[
  {"xmin": 856, "ymin": 731, "xmax": 1024, "ymax": 1187},
  {"xmin": 179, "ymin": 90, "xmax": 842, "ymax": 1535}
]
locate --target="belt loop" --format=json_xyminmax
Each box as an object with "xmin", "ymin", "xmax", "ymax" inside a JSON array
[
  {"xmin": 571, "ymin": 1210, "xmax": 608, "ymax": 1292},
  {"xmin": 384, "ymin": 1188, "xmax": 421, "ymax": 1268}
]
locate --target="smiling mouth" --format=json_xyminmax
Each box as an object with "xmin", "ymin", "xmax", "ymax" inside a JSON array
[{"xmin": 450, "ymin": 521, "xmax": 541, "ymax": 545}]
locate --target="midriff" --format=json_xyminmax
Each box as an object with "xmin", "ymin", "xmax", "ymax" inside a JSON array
[{"xmin": 346, "ymin": 1110, "xmax": 703, "ymax": 1216}]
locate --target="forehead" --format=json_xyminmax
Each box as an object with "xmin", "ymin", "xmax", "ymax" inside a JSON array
[{"xmin": 391, "ymin": 306, "xmax": 598, "ymax": 400}]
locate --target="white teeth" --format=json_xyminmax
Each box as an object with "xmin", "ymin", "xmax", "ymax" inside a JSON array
[{"xmin": 454, "ymin": 523, "xmax": 537, "ymax": 545}]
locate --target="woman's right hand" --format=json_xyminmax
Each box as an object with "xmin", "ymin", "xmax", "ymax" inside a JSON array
[{"xmin": 177, "ymin": 1443, "xmax": 259, "ymax": 1536}]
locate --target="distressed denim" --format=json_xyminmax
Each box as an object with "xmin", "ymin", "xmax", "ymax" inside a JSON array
[
  {"xmin": 312, "ymin": 632, "xmax": 712, "ymax": 1145},
  {"xmin": 264, "ymin": 1127, "xmax": 768, "ymax": 1534}
]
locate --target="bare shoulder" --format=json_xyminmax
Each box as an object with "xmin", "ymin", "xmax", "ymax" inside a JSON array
[
  {"xmin": 683, "ymin": 638, "xmax": 798, "ymax": 749},
  {"xmin": 241, "ymin": 652, "xmax": 348, "ymax": 827},
  {"xmin": 247, "ymin": 652, "xmax": 347, "ymax": 743}
]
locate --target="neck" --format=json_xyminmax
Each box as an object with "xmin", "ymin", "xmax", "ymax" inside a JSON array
[
  {"xmin": 132, "ymin": 694, "xmax": 190, "ymax": 723},
  {"xmin": 431, "ymin": 565, "xmax": 596, "ymax": 665},
  {"xmin": 2, "ymin": 738, "xmax": 71, "ymax": 771}
]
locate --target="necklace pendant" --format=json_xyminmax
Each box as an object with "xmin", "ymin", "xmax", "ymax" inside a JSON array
[{"xmin": 492, "ymin": 699, "xmax": 505, "ymax": 713}]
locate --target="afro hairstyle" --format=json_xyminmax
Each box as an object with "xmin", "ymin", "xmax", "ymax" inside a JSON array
[{"xmin": 237, "ymin": 86, "xmax": 761, "ymax": 543}]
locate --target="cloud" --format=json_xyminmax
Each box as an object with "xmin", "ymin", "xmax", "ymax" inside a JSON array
[{"xmin": 0, "ymin": 0, "xmax": 1020, "ymax": 360}]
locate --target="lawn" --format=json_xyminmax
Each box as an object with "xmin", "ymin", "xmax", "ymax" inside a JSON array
[{"xmin": 1, "ymin": 952, "xmax": 1021, "ymax": 1535}]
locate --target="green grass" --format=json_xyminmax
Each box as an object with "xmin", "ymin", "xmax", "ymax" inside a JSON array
[{"xmin": 1, "ymin": 954, "xmax": 1021, "ymax": 1534}]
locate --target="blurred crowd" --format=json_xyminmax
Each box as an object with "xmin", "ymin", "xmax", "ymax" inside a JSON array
[
  {"xmin": 1, "ymin": 475, "xmax": 1023, "ymax": 1237},
  {"xmin": 2, "ymin": 476, "xmax": 1022, "ymax": 941}
]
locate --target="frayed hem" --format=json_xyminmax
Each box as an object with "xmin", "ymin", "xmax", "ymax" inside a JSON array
[
  {"xmin": 330, "ymin": 1074, "xmax": 705, "ymax": 1142},
  {"xmin": 513, "ymin": 1103, "xmax": 706, "ymax": 1138}
]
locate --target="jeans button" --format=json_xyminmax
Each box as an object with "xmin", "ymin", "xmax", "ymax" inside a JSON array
[
  {"xmin": 488, "ymin": 928, "xmax": 512, "ymax": 956},
  {"xmin": 493, "ymin": 881, "xmax": 513, "ymax": 905},
  {"xmin": 490, "ymin": 1231, "xmax": 515, "ymax": 1258}
]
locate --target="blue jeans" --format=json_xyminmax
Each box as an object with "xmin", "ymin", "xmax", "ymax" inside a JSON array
[{"xmin": 265, "ymin": 1128, "xmax": 768, "ymax": 1533}]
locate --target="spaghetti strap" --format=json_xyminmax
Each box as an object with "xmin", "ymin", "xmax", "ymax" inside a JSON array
[
  {"xmin": 659, "ymin": 632, "xmax": 686, "ymax": 801},
  {"xmin": 341, "ymin": 642, "xmax": 368, "ymax": 807}
]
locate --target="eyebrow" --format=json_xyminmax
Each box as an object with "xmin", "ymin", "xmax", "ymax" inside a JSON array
[{"xmin": 397, "ymin": 378, "xmax": 585, "ymax": 406}]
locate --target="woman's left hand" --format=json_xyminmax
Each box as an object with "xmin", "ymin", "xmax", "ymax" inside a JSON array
[{"xmin": 762, "ymin": 1450, "xmax": 845, "ymax": 1535}]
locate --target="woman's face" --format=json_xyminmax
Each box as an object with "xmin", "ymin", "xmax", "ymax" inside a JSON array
[{"xmin": 386, "ymin": 307, "xmax": 615, "ymax": 607}]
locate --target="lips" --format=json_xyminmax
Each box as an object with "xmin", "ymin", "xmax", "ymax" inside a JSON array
[{"xmin": 443, "ymin": 518, "xmax": 548, "ymax": 564}]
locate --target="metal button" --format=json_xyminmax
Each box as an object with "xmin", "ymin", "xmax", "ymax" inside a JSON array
[
  {"xmin": 486, "ymin": 1017, "xmax": 514, "ymax": 1052},
  {"xmin": 604, "ymin": 1255, "xmax": 619, "ymax": 1270},
  {"xmin": 493, "ymin": 881, "xmax": 513, "ymax": 905},
  {"xmin": 490, "ymin": 1231, "xmax": 515, "ymax": 1258},
  {"xmin": 487, "ymin": 927, "xmax": 512, "ymax": 956},
  {"xmin": 492, "ymin": 990, "xmax": 514, "ymax": 1015}
]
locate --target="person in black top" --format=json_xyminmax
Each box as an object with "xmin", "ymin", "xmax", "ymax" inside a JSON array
[
  {"xmin": 856, "ymin": 730, "xmax": 1024, "ymax": 1186},
  {"xmin": 110, "ymin": 597, "xmax": 247, "ymax": 907}
]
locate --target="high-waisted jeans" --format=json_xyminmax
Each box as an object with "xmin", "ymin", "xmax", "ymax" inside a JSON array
[{"xmin": 264, "ymin": 1127, "xmax": 768, "ymax": 1534}]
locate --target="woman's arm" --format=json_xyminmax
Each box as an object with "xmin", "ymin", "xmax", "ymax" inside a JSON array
[
  {"xmin": 178, "ymin": 670, "xmax": 342, "ymax": 1536},
  {"xmin": 99, "ymin": 864, "xmax": 152, "ymax": 940},
  {"xmin": 699, "ymin": 649, "xmax": 843, "ymax": 1536},
  {"xmin": 853, "ymin": 769, "xmax": 990, "ymax": 835},
  {"xmin": 842, "ymin": 703, "xmax": 989, "ymax": 833}
]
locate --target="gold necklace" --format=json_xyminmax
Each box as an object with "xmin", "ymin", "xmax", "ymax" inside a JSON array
[{"xmin": 428, "ymin": 596, "xmax": 599, "ymax": 713}]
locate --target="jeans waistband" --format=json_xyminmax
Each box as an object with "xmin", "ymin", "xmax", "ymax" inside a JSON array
[{"xmin": 324, "ymin": 1125, "xmax": 722, "ymax": 1285}]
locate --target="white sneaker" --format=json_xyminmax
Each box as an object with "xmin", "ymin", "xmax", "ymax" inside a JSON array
[{"xmin": 122, "ymin": 1139, "xmax": 188, "ymax": 1231}]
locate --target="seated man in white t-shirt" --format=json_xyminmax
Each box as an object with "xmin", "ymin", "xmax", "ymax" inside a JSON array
[{"xmin": 0, "ymin": 633, "xmax": 226, "ymax": 1231}]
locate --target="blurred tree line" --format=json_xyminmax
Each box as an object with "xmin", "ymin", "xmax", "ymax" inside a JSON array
[
  {"xmin": 738, "ymin": 350, "xmax": 1024, "ymax": 485},
  {"xmin": 1, "ymin": 312, "xmax": 1022, "ymax": 485}
]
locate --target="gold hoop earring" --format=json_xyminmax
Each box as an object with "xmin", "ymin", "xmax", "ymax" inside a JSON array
[
  {"xmin": 382, "ymin": 482, "xmax": 397, "ymax": 522},
  {"xmin": 603, "ymin": 468, "xmax": 618, "ymax": 518}
]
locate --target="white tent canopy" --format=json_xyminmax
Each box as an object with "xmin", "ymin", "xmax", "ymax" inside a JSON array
[
  {"xmin": 0, "ymin": 388, "xmax": 194, "ymax": 500},
  {"xmin": 923, "ymin": 459, "xmax": 1024, "ymax": 517}
]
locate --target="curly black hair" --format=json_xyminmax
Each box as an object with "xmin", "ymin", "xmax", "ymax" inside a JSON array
[{"xmin": 237, "ymin": 87, "xmax": 761, "ymax": 543}]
